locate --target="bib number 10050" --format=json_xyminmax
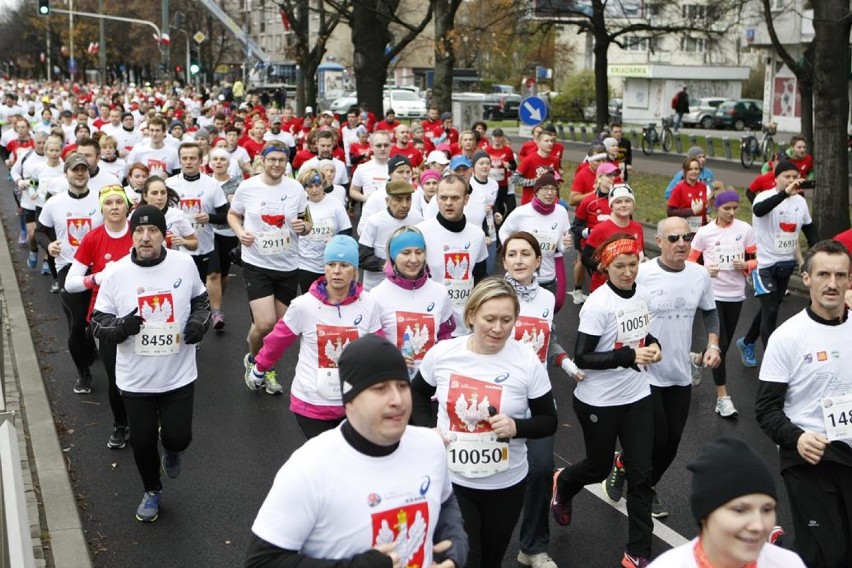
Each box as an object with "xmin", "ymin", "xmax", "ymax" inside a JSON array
[{"xmin": 450, "ymin": 446, "xmax": 507, "ymax": 465}]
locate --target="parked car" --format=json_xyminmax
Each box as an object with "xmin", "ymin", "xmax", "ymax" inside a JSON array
[
  {"xmin": 328, "ymin": 91, "xmax": 358, "ymax": 114},
  {"xmin": 713, "ymin": 99, "xmax": 763, "ymax": 131},
  {"xmin": 383, "ymin": 89, "xmax": 427, "ymax": 119},
  {"xmin": 482, "ymin": 85, "xmax": 522, "ymax": 120},
  {"xmin": 683, "ymin": 97, "xmax": 729, "ymax": 129},
  {"xmin": 583, "ymin": 98, "xmax": 623, "ymax": 123}
]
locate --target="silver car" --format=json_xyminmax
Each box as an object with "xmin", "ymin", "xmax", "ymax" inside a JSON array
[{"xmin": 683, "ymin": 97, "xmax": 728, "ymax": 129}]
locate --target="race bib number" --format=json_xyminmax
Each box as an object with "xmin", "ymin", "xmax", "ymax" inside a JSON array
[
  {"xmin": 443, "ymin": 252, "xmax": 472, "ymax": 307},
  {"xmin": 774, "ymin": 231, "xmax": 799, "ymax": 254},
  {"xmin": 307, "ymin": 217, "xmax": 334, "ymax": 242},
  {"xmin": 614, "ymin": 302, "xmax": 650, "ymax": 349},
  {"xmin": 257, "ymin": 230, "xmax": 289, "ymax": 255},
  {"xmin": 447, "ymin": 434, "xmax": 509, "ymax": 478},
  {"xmin": 134, "ymin": 322, "xmax": 180, "ymax": 356},
  {"xmin": 66, "ymin": 218, "xmax": 93, "ymax": 247},
  {"xmin": 822, "ymin": 393, "xmax": 852, "ymax": 443},
  {"xmin": 687, "ymin": 216, "xmax": 702, "ymax": 233},
  {"xmin": 714, "ymin": 241, "xmax": 744, "ymax": 270},
  {"xmin": 532, "ymin": 228, "xmax": 558, "ymax": 257},
  {"xmin": 316, "ymin": 325, "xmax": 360, "ymax": 400}
]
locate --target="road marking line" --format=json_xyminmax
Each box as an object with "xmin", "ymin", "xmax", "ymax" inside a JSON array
[{"xmin": 553, "ymin": 452, "xmax": 690, "ymax": 549}]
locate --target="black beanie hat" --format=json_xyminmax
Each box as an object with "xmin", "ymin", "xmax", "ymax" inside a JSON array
[
  {"xmin": 339, "ymin": 335, "xmax": 409, "ymax": 404},
  {"xmin": 774, "ymin": 160, "xmax": 799, "ymax": 178},
  {"xmin": 687, "ymin": 437, "xmax": 776, "ymax": 524},
  {"xmin": 129, "ymin": 205, "xmax": 168, "ymax": 238}
]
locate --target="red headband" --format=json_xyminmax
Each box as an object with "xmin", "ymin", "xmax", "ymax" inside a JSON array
[{"xmin": 598, "ymin": 239, "xmax": 641, "ymax": 268}]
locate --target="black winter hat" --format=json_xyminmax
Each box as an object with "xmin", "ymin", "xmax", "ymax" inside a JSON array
[{"xmin": 339, "ymin": 335, "xmax": 409, "ymax": 404}]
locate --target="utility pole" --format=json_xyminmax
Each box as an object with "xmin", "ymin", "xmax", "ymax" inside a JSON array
[
  {"xmin": 46, "ymin": 24, "xmax": 52, "ymax": 82},
  {"xmin": 98, "ymin": 0, "xmax": 106, "ymax": 85},
  {"xmin": 69, "ymin": 0, "xmax": 75, "ymax": 80},
  {"xmin": 162, "ymin": 0, "xmax": 170, "ymax": 82}
]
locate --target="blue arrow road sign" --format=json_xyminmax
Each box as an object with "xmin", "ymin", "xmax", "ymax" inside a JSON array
[{"xmin": 519, "ymin": 96, "xmax": 548, "ymax": 126}]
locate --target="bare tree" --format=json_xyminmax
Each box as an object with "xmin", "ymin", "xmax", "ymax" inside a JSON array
[
  {"xmin": 431, "ymin": 0, "xmax": 463, "ymax": 113},
  {"xmin": 811, "ymin": 0, "xmax": 851, "ymax": 238}
]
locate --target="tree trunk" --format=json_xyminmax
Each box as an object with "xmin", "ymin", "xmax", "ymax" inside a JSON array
[
  {"xmin": 592, "ymin": 0, "xmax": 610, "ymax": 133},
  {"xmin": 798, "ymin": 42, "xmax": 815, "ymax": 145},
  {"xmin": 350, "ymin": 2, "xmax": 393, "ymax": 117},
  {"xmin": 811, "ymin": 0, "xmax": 851, "ymax": 239},
  {"xmin": 431, "ymin": 0, "xmax": 457, "ymax": 113}
]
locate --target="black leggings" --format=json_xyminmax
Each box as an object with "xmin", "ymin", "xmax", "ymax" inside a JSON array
[
  {"xmin": 123, "ymin": 382, "xmax": 195, "ymax": 492},
  {"xmin": 651, "ymin": 384, "xmax": 691, "ymax": 485},
  {"xmin": 58, "ymin": 266, "xmax": 96, "ymax": 374},
  {"xmin": 293, "ymin": 413, "xmax": 342, "ymax": 441},
  {"xmin": 712, "ymin": 300, "xmax": 743, "ymax": 387},
  {"xmin": 558, "ymin": 395, "xmax": 654, "ymax": 558},
  {"xmin": 95, "ymin": 338, "xmax": 127, "ymax": 426},
  {"xmin": 453, "ymin": 479, "xmax": 526, "ymax": 568}
]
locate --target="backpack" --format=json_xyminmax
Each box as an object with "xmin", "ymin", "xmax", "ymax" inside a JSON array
[{"xmin": 671, "ymin": 94, "xmax": 678, "ymax": 110}]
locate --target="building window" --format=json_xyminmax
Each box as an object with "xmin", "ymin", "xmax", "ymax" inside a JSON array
[
  {"xmin": 623, "ymin": 36, "xmax": 650, "ymax": 52},
  {"xmin": 681, "ymin": 36, "xmax": 708, "ymax": 52},
  {"xmin": 681, "ymin": 4, "xmax": 707, "ymax": 20},
  {"xmin": 644, "ymin": 3, "xmax": 662, "ymax": 18}
]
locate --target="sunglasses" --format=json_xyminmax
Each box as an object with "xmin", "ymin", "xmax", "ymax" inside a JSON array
[{"xmin": 665, "ymin": 233, "xmax": 694, "ymax": 243}]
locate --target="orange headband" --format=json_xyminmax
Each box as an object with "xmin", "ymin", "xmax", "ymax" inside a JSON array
[{"xmin": 598, "ymin": 238, "xmax": 641, "ymax": 268}]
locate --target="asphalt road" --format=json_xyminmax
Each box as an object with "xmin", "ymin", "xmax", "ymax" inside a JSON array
[{"xmin": 3, "ymin": 156, "xmax": 809, "ymax": 567}]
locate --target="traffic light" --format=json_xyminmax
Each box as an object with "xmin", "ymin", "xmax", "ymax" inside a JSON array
[
  {"xmin": 189, "ymin": 62, "xmax": 201, "ymax": 76},
  {"xmin": 175, "ymin": 65, "xmax": 183, "ymax": 74},
  {"xmin": 38, "ymin": 0, "xmax": 50, "ymax": 15},
  {"xmin": 189, "ymin": 46, "xmax": 201, "ymax": 76}
]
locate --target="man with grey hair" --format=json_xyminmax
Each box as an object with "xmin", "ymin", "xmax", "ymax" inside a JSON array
[
  {"xmin": 602, "ymin": 217, "xmax": 721, "ymax": 520},
  {"xmin": 349, "ymin": 130, "xmax": 392, "ymax": 204}
]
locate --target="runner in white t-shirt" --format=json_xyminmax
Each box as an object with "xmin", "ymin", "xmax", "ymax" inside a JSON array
[
  {"xmin": 372, "ymin": 226, "xmax": 454, "ymax": 377},
  {"xmin": 246, "ymin": 334, "xmax": 467, "ymax": 568},
  {"xmin": 140, "ymin": 176, "xmax": 198, "ymax": 253},
  {"xmin": 550, "ymin": 233, "xmax": 661, "ymax": 568},
  {"xmin": 737, "ymin": 161, "xmax": 819, "ymax": 366},
  {"xmin": 349, "ymin": 131, "xmax": 391, "ymax": 204},
  {"xmin": 228, "ymin": 146, "xmax": 311, "ymax": 395},
  {"xmin": 755, "ymin": 240, "xmax": 852, "ymax": 568},
  {"xmin": 689, "ymin": 190, "xmax": 756, "ymax": 418},
  {"xmin": 246, "ymin": 236, "xmax": 382, "ymax": 438},
  {"xmin": 412, "ymin": 277, "xmax": 556, "ymax": 568},
  {"xmin": 501, "ymin": 231, "xmax": 581, "ymax": 568},
  {"xmin": 126, "ymin": 117, "xmax": 179, "ymax": 177},
  {"xmin": 91, "ymin": 205, "xmax": 210, "ymax": 524}
]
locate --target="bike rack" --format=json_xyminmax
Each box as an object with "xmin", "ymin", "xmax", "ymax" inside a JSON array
[
  {"xmin": 579, "ymin": 126, "xmax": 588, "ymax": 143},
  {"xmin": 556, "ymin": 123, "xmax": 566, "ymax": 140},
  {"xmin": 567, "ymin": 124, "xmax": 576, "ymax": 139},
  {"xmin": 674, "ymin": 136, "xmax": 683, "ymax": 154},
  {"xmin": 705, "ymin": 136, "xmax": 715, "ymax": 158},
  {"xmin": 722, "ymin": 137, "xmax": 732, "ymax": 160},
  {"xmin": 630, "ymin": 129, "xmax": 640, "ymax": 148}
]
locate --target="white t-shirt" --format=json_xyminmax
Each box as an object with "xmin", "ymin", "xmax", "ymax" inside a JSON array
[
  {"xmin": 166, "ymin": 174, "xmax": 228, "ymax": 256},
  {"xmin": 372, "ymin": 277, "xmax": 453, "ymax": 374},
  {"xmin": 297, "ymin": 197, "xmax": 351, "ymax": 274},
  {"xmin": 38, "ymin": 190, "xmax": 103, "ymax": 271},
  {"xmin": 358, "ymin": 209, "xmax": 424, "ymax": 291},
  {"xmin": 263, "ymin": 130, "xmax": 296, "ymax": 148},
  {"xmin": 31, "ymin": 162, "xmax": 64, "ymax": 209},
  {"xmin": 575, "ymin": 283, "xmax": 652, "ymax": 406},
  {"xmin": 127, "ymin": 142, "xmax": 180, "ymax": 177},
  {"xmin": 419, "ymin": 335, "xmax": 551, "ymax": 490},
  {"xmin": 340, "ymin": 125, "xmax": 361, "ymax": 166},
  {"xmin": 417, "ymin": 217, "xmax": 488, "ymax": 336},
  {"xmin": 760, "ymin": 309, "xmax": 852, "ymax": 444},
  {"xmin": 648, "ymin": 538, "xmax": 805, "ymax": 567},
  {"xmin": 251, "ymin": 425, "xmax": 452, "ymax": 567},
  {"xmin": 515, "ymin": 288, "xmax": 555, "ymax": 364},
  {"xmin": 93, "ymin": 249, "xmax": 206, "ymax": 393},
  {"xmin": 690, "ymin": 219, "xmax": 755, "ymax": 301},
  {"xmin": 163, "ymin": 207, "xmax": 196, "ymax": 250},
  {"xmin": 637, "ymin": 259, "xmax": 715, "ymax": 388},
  {"xmin": 284, "ymin": 290, "xmax": 382, "ymax": 407},
  {"xmin": 11, "ymin": 150, "xmax": 47, "ymax": 210},
  {"xmin": 499, "ymin": 204, "xmax": 569, "ymax": 284},
  {"xmin": 351, "ymin": 159, "xmax": 389, "ymax": 198},
  {"xmin": 752, "ymin": 190, "xmax": 812, "ymax": 268},
  {"xmin": 98, "ymin": 158, "xmax": 127, "ymax": 182},
  {"xmin": 410, "ymin": 190, "xmax": 429, "ymax": 219},
  {"xmin": 230, "ymin": 175, "xmax": 308, "ymax": 272},
  {"xmin": 361, "ymin": 187, "xmax": 390, "ymax": 220},
  {"xmin": 299, "ymin": 156, "xmax": 349, "ymax": 186},
  {"xmin": 114, "ymin": 127, "xmax": 143, "ymax": 154}
]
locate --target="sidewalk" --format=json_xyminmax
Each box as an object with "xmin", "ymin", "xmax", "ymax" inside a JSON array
[{"xmin": 0, "ymin": 204, "xmax": 92, "ymax": 566}]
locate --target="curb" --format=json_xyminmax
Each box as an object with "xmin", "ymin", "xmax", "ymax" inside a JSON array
[{"xmin": 0, "ymin": 212, "xmax": 92, "ymax": 565}]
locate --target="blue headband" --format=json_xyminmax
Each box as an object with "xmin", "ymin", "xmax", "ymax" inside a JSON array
[
  {"xmin": 262, "ymin": 145, "xmax": 289, "ymax": 158},
  {"xmin": 389, "ymin": 231, "xmax": 426, "ymax": 260}
]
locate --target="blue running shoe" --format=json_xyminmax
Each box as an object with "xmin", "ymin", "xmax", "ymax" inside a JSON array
[
  {"xmin": 736, "ymin": 337, "xmax": 757, "ymax": 367},
  {"xmin": 135, "ymin": 490, "xmax": 161, "ymax": 522}
]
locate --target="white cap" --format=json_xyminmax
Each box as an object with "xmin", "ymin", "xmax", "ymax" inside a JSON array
[{"xmin": 426, "ymin": 150, "xmax": 450, "ymax": 165}]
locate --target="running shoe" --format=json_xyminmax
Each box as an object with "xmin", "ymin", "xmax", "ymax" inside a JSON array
[
  {"xmin": 621, "ymin": 551, "xmax": 650, "ymax": 568},
  {"xmin": 211, "ymin": 310, "xmax": 225, "ymax": 330},
  {"xmin": 602, "ymin": 452, "xmax": 626, "ymax": 502},
  {"xmin": 243, "ymin": 353, "xmax": 266, "ymax": 391},
  {"xmin": 73, "ymin": 371, "xmax": 92, "ymax": 394},
  {"xmin": 107, "ymin": 425, "xmax": 129, "ymax": 449},
  {"xmin": 41, "ymin": 261, "xmax": 50, "ymax": 275},
  {"xmin": 768, "ymin": 525, "xmax": 785, "ymax": 546},
  {"xmin": 572, "ymin": 289, "xmax": 588, "ymax": 305},
  {"xmin": 517, "ymin": 551, "xmax": 557, "ymax": 568},
  {"xmin": 18, "ymin": 230, "xmax": 27, "ymax": 245},
  {"xmin": 736, "ymin": 337, "xmax": 757, "ymax": 367},
  {"xmin": 651, "ymin": 488, "xmax": 668, "ymax": 519},
  {"xmin": 265, "ymin": 370, "xmax": 283, "ymax": 395},
  {"xmin": 715, "ymin": 396, "xmax": 739, "ymax": 418},
  {"xmin": 161, "ymin": 450, "xmax": 182, "ymax": 479},
  {"xmin": 690, "ymin": 352, "xmax": 703, "ymax": 386},
  {"xmin": 49, "ymin": 280, "xmax": 59, "ymax": 293},
  {"xmin": 27, "ymin": 251, "xmax": 37, "ymax": 269},
  {"xmin": 550, "ymin": 469, "xmax": 573, "ymax": 526},
  {"xmin": 135, "ymin": 490, "xmax": 161, "ymax": 523}
]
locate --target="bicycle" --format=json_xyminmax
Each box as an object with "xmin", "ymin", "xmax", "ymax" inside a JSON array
[
  {"xmin": 740, "ymin": 122, "xmax": 777, "ymax": 168},
  {"xmin": 641, "ymin": 116, "xmax": 675, "ymax": 155}
]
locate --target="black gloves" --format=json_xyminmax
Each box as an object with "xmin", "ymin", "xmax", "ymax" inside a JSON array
[
  {"xmin": 183, "ymin": 322, "xmax": 205, "ymax": 345},
  {"xmin": 119, "ymin": 307, "xmax": 144, "ymax": 337}
]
